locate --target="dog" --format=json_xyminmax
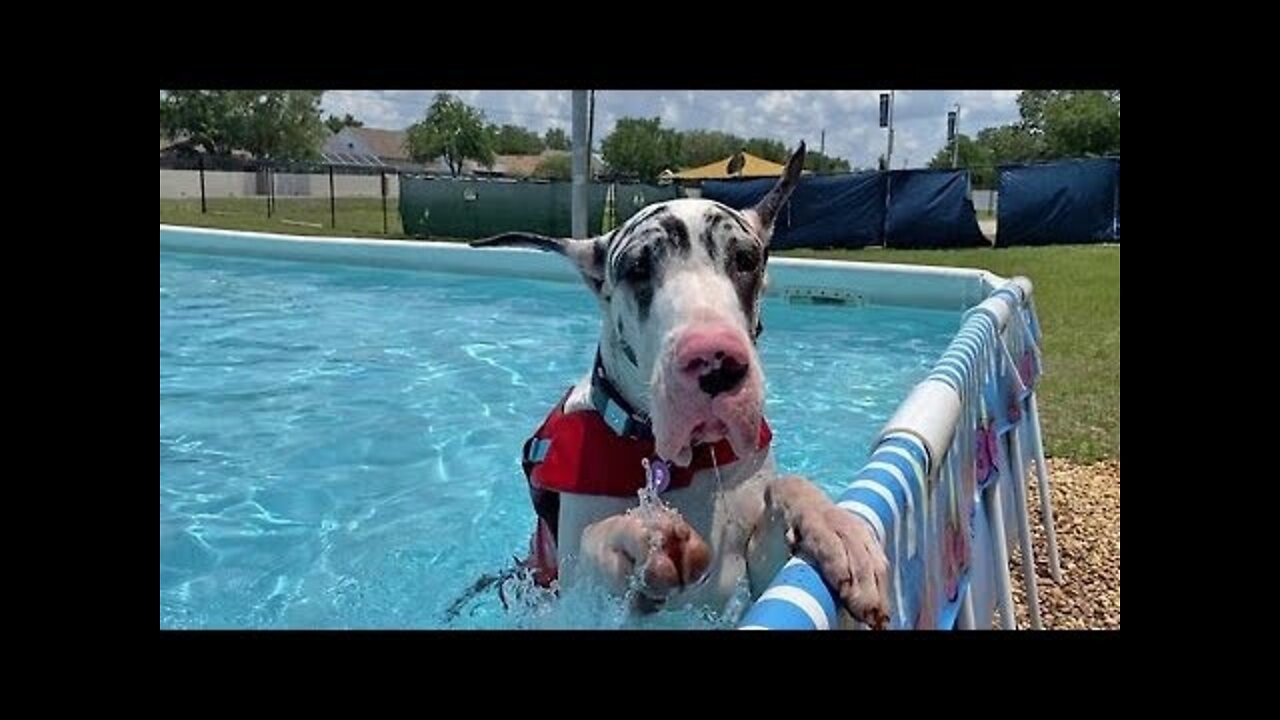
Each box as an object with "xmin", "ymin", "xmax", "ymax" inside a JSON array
[{"xmin": 471, "ymin": 143, "xmax": 890, "ymax": 628}]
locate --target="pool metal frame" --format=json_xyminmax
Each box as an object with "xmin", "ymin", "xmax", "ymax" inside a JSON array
[{"xmin": 161, "ymin": 224, "xmax": 1060, "ymax": 630}]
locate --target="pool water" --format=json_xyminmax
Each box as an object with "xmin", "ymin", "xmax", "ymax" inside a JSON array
[{"xmin": 159, "ymin": 251, "xmax": 958, "ymax": 629}]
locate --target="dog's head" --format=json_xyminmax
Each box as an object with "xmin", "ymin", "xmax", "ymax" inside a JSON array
[{"xmin": 473, "ymin": 143, "xmax": 805, "ymax": 465}]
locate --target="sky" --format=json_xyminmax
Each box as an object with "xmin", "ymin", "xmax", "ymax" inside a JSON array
[{"xmin": 321, "ymin": 90, "xmax": 1023, "ymax": 170}]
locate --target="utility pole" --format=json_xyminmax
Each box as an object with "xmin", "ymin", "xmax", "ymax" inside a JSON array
[
  {"xmin": 571, "ymin": 90, "xmax": 588, "ymax": 239},
  {"xmin": 886, "ymin": 90, "xmax": 896, "ymax": 171},
  {"xmin": 949, "ymin": 103, "xmax": 960, "ymax": 168},
  {"xmin": 586, "ymin": 90, "xmax": 596, "ymax": 181},
  {"xmin": 819, "ymin": 128, "xmax": 825, "ymax": 173}
]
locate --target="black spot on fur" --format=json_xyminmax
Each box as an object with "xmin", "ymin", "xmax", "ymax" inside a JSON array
[
  {"xmin": 616, "ymin": 317, "xmax": 636, "ymax": 363},
  {"xmin": 614, "ymin": 242, "xmax": 660, "ymax": 322},
  {"xmin": 734, "ymin": 270, "xmax": 763, "ymax": 330},
  {"xmin": 630, "ymin": 203, "xmax": 670, "ymax": 228},
  {"xmin": 722, "ymin": 235, "xmax": 765, "ymax": 330},
  {"xmin": 632, "ymin": 244, "xmax": 660, "ymax": 321},
  {"xmin": 612, "ymin": 204, "xmax": 670, "ymax": 252},
  {"xmin": 620, "ymin": 336, "xmax": 638, "ymax": 365},
  {"xmin": 608, "ymin": 206, "xmax": 668, "ymax": 284},
  {"xmin": 721, "ymin": 208, "xmax": 754, "ymax": 238},
  {"xmin": 633, "ymin": 282, "xmax": 654, "ymax": 322},
  {"xmin": 700, "ymin": 212, "xmax": 723, "ymax": 262},
  {"xmin": 592, "ymin": 240, "xmax": 606, "ymax": 273},
  {"xmin": 732, "ymin": 245, "xmax": 761, "ymax": 274},
  {"xmin": 657, "ymin": 215, "xmax": 690, "ymax": 256}
]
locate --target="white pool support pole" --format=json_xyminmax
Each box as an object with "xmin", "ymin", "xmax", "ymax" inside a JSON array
[
  {"xmin": 1007, "ymin": 422, "xmax": 1043, "ymax": 629},
  {"xmin": 1026, "ymin": 393, "xmax": 1063, "ymax": 583},
  {"xmin": 958, "ymin": 584, "xmax": 976, "ymax": 630},
  {"xmin": 984, "ymin": 477, "xmax": 1018, "ymax": 629}
]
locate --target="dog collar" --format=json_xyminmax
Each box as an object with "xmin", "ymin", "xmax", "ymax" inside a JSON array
[{"xmin": 588, "ymin": 348, "xmax": 653, "ymax": 438}]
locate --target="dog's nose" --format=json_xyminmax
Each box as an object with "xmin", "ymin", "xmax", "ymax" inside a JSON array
[
  {"xmin": 674, "ymin": 326, "xmax": 752, "ymax": 397},
  {"xmin": 697, "ymin": 357, "xmax": 749, "ymax": 397}
]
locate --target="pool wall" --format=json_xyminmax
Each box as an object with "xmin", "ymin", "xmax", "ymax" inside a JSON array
[
  {"xmin": 159, "ymin": 224, "xmax": 1057, "ymax": 630},
  {"xmin": 160, "ymin": 225, "xmax": 996, "ymax": 310}
]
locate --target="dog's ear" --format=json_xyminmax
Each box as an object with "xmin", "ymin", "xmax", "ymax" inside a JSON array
[
  {"xmin": 744, "ymin": 141, "xmax": 805, "ymax": 245},
  {"xmin": 471, "ymin": 232, "xmax": 608, "ymax": 295}
]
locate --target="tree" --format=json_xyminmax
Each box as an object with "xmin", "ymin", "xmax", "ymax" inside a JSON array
[
  {"xmin": 406, "ymin": 93, "xmax": 495, "ymax": 176},
  {"xmin": 601, "ymin": 117, "xmax": 681, "ymax": 182},
  {"xmin": 240, "ymin": 91, "xmax": 327, "ymax": 161},
  {"xmin": 804, "ymin": 150, "xmax": 851, "ymax": 174},
  {"xmin": 325, "ymin": 113, "xmax": 364, "ymax": 134},
  {"xmin": 489, "ymin": 123, "xmax": 545, "ymax": 154},
  {"xmin": 1017, "ymin": 90, "xmax": 1053, "ymax": 133},
  {"xmin": 678, "ymin": 130, "xmax": 744, "ymax": 167},
  {"xmin": 543, "ymin": 127, "xmax": 570, "ymax": 151},
  {"xmin": 670, "ymin": 132, "xmax": 790, "ymax": 169},
  {"xmin": 1042, "ymin": 91, "xmax": 1120, "ymax": 157},
  {"xmin": 1015, "ymin": 90, "xmax": 1120, "ymax": 157},
  {"xmin": 976, "ymin": 124, "xmax": 1044, "ymax": 166},
  {"xmin": 743, "ymin": 137, "xmax": 788, "ymax": 164},
  {"xmin": 927, "ymin": 90, "xmax": 1119, "ymax": 181},
  {"xmin": 159, "ymin": 90, "xmax": 326, "ymax": 161},
  {"xmin": 533, "ymin": 152, "xmax": 572, "ymax": 180},
  {"xmin": 927, "ymin": 134, "xmax": 997, "ymax": 187},
  {"xmin": 159, "ymin": 90, "xmax": 245, "ymax": 157}
]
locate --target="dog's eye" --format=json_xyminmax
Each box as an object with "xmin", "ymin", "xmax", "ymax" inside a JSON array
[
  {"xmin": 734, "ymin": 247, "xmax": 760, "ymax": 273},
  {"xmin": 623, "ymin": 255, "xmax": 651, "ymax": 283}
]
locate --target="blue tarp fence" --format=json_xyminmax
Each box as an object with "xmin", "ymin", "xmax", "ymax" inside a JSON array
[
  {"xmin": 703, "ymin": 168, "xmax": 987, "ymax": 250},
  {"xmin": 885, "ymin": 169, "xmax": 989, "ymax": 249},
  {"xmin": 995, "ymin": 157, "xmax": 1120, "ymax": 246}
]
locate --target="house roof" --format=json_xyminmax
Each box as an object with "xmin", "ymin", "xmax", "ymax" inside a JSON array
[
  {"xmin": 318, "ymin": 127, "xmax": 610, "ymax": 177},
  {"xmin": 488, "ymin": 150, "xmax": 608, "ymax": 178},
  {"xmin": 340, "ymin": 127, "xmax": 410, "ymax": 159},
  {"xmin": 493, "ymin": 151, "xmax": 559, "ymax": 177},
  {"xmin": 671, "ymin": 152, "xmax": 789, "ymax": 180},
  {"xmin": 321, "ymin": 127, "xmax": 411, "ymax": 166}
]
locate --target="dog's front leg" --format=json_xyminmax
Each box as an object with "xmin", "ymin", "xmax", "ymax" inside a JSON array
[
  {"xmin": 577, "ymin": 509, "xmax": 712, "ymax": 611},
  {"xmin": 750, "ymin": 475, "xmax": 892, "ymax": 629}
]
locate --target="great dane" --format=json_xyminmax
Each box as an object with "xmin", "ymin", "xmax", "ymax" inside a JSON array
[{"xmin": 471, "ymin": 143, "xmax": 890, "ymax": 628}]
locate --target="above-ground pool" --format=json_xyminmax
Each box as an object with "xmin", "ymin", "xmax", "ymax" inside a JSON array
[{"xmin": 160, "ymin": 229, "xmax": 972, "ymax": 629}]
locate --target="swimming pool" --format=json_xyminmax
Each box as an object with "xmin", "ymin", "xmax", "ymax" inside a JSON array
[{"xmin": 159, "ymin": 238, "xmax": 963, "ymax": 629}]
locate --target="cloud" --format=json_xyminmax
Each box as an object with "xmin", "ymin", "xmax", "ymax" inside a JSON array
[{"xmin": 321, "ymin": 89, "xmax": 1024, "ymax": 168}]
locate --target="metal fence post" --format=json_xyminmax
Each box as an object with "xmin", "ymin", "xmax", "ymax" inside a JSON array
[{"xmin": 329, "ymin": 165, "xmax": 337, "ymax": 229}]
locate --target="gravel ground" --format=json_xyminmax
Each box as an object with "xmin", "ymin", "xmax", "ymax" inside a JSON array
[{"xmin": 994, "ymin": 458, "xmax": 1120, "ymax": 629}]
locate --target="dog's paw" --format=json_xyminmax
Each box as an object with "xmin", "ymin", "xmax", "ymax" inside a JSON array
[
  {"xmin": 770, "ymin": 475, "xmax": 891, "ymax": 629},
  {"xmin": 582, "ymin": 509, "xmax": 711, "ymax": 607}
]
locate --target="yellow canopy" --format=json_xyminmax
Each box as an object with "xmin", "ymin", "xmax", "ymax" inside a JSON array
[{"xmin": 670, "ymin": 152, "xmax": 788, "ymax": 180}]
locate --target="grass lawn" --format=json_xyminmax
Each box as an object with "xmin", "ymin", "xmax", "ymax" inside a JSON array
[
  {"xmin": 161, "ymin": 199, "xmax": 1119, "ymax": 462},
  {"xmin": 161, "ymin": 197, "xmax": 405, "ymax": 239},
  {"xmin": 785, "ymin": 245, "xmax": 1119, "ymax": 462}
]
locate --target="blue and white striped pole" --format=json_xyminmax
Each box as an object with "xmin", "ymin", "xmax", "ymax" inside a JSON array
[
  {"xmin": 737, "ymin": 279, "xmax": 1035, "ymax": 630},
  {"xmin": 738, "ymin": 434, "xmax": 929, "ymax": 630},
  {"xmin": 738, "ymin": 557, "xmax": 840, "ymax": 630}
]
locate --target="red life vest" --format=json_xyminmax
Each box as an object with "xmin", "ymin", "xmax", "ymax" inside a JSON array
[{"xmin": 519, "ymin": 388, "xmax": 772, "ymax": 587}]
